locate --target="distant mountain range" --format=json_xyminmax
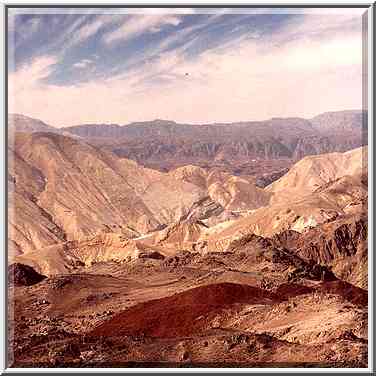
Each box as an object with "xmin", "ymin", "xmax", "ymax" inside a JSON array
[{"xmin": 9, "ymin": 110, "xmax": 367, "ymax": 173}]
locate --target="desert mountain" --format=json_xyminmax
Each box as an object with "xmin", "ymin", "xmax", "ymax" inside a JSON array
[
  {"xmin": 198, "ymin": 147, "xmax": 367, "ymax": 248},
  {"xmin": 310, "ymin": 110, "xmax": 366, "ymax": 133},
  {"xmin": 272, "ymin": 213, "xmax": 368, "ymax": 289},
  {"xmin": 170, "ymin": 165, "xmax": 270, "ymax": 212},
  {"xmin": 65, "ymin": 117, "xmax": 315, "ymax": 140},
  {"xmin": 10, "ymin": 132, "xmax": 284, "ymax": 258},
  {"xmin": 8, "ymin": 114, "xmax": 81, "ymax": 142},
  {"xmin": 8, "ymin": 114, "xmax": 57, "ymax": 134},
  {"xmin": 267, "ymin": 146, "xmax": 367, "ymax": 204},
  {"xmin": 9, "ymin": 134, "xmax": 367, "ymax": 271},
  {"xmin": 13, "ymin": 232, "xmax": 170, "ymax": 275},
  {"xmin": 8, "ymin": 132, "xmax": 206, "ymax": 255}
]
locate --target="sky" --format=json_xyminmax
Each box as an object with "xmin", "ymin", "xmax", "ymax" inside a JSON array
[{"xmin": 8, "ymin": 8, "xmax": 366, "ymax": 127}]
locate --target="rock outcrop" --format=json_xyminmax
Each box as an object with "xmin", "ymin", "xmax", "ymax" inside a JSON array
[
  {"xmin": 8, "ymin": 263, "xmax": 47, "ymax": 286},
  {"xmin": 272, "ymin": 215, "xmax": 368, "ymax": 289}
]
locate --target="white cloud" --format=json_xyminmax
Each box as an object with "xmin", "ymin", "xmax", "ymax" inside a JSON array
[
  {"xmin": 8, "ymin": 55, "xmax": 58, "ymax": 115},
  {"xmin": 102, "ymin": 15, "xmax": 182, "ymax": 45},
  {"xmin": 74, "ymin": 17, "xmax": 107, "ymax": 44},
  {"xmin": 73, "ymin": 58, "xmax": 94, "ymax": 69},
  {"xmin": 41, "ymin": 15, "xmax": 90, "ymax": 53},
  {"xmin": 59, "ymin": 15, "xmax": 121, "ymax": 51},
  {"xmin": 9, "ymin": 55, "xmax": 57, "ymax": 91}
]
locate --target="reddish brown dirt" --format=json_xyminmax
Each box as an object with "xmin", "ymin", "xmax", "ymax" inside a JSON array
[
  {"xmin": 89, "ymin": 282, "xmax": 282, "ymax": 339},
  {"xmin": 90, "ymin": 280, "xmax": 368, "ymax": 340},
  {"xmin": 274, "ymin": 283, "xmax": 315, "ymax": 298},
  {"xmin": 275, "ymin": 281, "xmax": 367, "ymax": 307},
  {"xmin": 317, "ymin": 280, "xmax": 368, "ymax": 307}
]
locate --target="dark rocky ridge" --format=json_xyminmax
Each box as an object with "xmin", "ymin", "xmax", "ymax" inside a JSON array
[
  {"xmin": 272, "ymin": 214, "xmax": 368, "ymax": 288},
  {"xmin": 8, "ymin": 263, "xmax": 47, "ymax": 286},
  {"xmin": 256, "ymin": 168, "xmax": 289, "ymax": 188},
  {"xmin": 272, "ymin": 215, "xmax": 367, "ymax": 265}
]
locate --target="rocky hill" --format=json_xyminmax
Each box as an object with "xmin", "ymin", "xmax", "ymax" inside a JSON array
[
  {"xmin": 8, "ymin": 114, "xmax": 57, "ymax": 134},
  {"xmin": 310, "ymin": 110, "xmax": 366, "ymax": 133},
  {"xmin": 198, "ymin": 147, "xmax": 367, "ymax": 252},
  {"xmin": 267, "ymin": 146, "xmax": 367, "ymax": 204},
  {"xmin": 8, "ymin": 132, "xmax": 205, "ymax": 255}
]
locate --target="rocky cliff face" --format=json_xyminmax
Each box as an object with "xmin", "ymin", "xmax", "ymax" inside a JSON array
[{"xmin": 272, "ymin": 215, "xmax": 367, "ymax": 288}]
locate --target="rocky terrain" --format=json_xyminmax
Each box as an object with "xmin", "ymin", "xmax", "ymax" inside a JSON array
[{"xmin": 7, "ymin": 114, "xmax": 368, "ymax": 368}]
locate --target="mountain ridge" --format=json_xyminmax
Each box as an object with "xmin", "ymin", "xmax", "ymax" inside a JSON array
[{"xmin": 9, "ymin": 109, "xmax": 365, "ymax": 131}]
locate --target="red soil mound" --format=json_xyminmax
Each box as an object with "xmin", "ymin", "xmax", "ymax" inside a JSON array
[
  {"xmin": 90, "ymin": 282, "xmax": 281, "ymax": 339},
  {"xmin": 274, "ymin": 283, "xmax": 315, "ymax": 298},
  {"xmin": 275, "ymin": 281, "xmax": 367, "ymax": 307},
  {"xmin": 89, "ymin": 281, "xmax": 367, "ymax": 340},
  {"xmin": 317, "ymin": 280, "xmax": 368, "ymax": 307}
]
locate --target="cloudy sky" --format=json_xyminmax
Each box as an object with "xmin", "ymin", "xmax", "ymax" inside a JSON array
[{"xmin": 8, "ymin": 8, "xmax": 366, "ymax": 127}]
